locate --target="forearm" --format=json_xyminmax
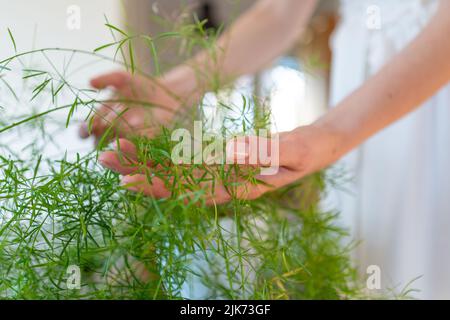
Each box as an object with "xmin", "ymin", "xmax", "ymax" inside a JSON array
[
  {"xmin": 162, "ymin": 0, "xmax": 318, "ymax": 100},
  {"xmin": 308, "ymin": 1, "xmax": 450, "ymax": 169}
]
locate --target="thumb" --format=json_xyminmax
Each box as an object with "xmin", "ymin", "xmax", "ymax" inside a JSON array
[{"xmin": 225, "ymin": 135, "xmax": 279, "ymax": 167}]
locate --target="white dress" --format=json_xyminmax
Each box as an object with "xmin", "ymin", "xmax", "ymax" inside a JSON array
[{"xmin": 326, "ymin": 0, "xmax": 450, "ymax": 299}]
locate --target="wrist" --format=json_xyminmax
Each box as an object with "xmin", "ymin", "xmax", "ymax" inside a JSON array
[
  {"xmin": 286, "ymin": 121, "xmax": 347, "ymax": 174},
  {"xmin": 161, "ymin": 64, "xmax": 201, "ymax": 103},
  {"xmin": 310, "ymin": 121, "xmax": 348, "ymax": 170}
]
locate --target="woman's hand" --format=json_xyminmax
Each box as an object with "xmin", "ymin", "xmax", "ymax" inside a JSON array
[
  {"xmin": 79, "ymin": 0, "xmax": 319, "ymax": 143},
  {"xmin": 79, "ymin": 70, "xmax": 191, "ymax": 142},
  {"xmin": 97, "ymin": 124, "xmax": 343, "ymax": 205}
]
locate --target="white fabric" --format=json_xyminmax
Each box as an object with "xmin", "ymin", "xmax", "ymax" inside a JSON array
[{"xmin": 326, "ymin": 0, "xmax": 450, "ymax": 299}]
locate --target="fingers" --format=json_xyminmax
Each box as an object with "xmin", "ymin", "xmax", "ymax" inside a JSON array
[
  {"xmin": 80, "ymin": 104, "xmax": 134, "ymax": 141},
  {"xmin": 121, "ymin": 174, "xmax": 172, "ymax": 198},
  {"xmin": 120, "ymin": 172, "xmax": 233, "ymax": 205},
  {"xmin": 113, "ymin": 138, "xmax": 138, "ymax": 155},
  {"xmin": 98, "ymin": 139, "xmax": 139, "ymax": 175},
  {"xmin": 118, "ymin": 170, "xmax": 282, "ymax": 205},
  {"xmin": 90, "ymin": 71, "xmax": 131, "ymax": 91},
  {"xmin": 92, "ymin": 105, "xmax": 120, "ymax": 138},
  {"xmin": 116, "ymin": 161, "xmax": 282, "ymax": 205},
  {"xmin": 80, "ymin": 70, "xmax": 132, "ymax": 140},
  {"xmin": 79, "ymin": 122, "xmax": 90, "ymax": 139},
  {"xmin": 98, "ymin": 139, "xmax": 228, "ymax": 203},
  {"xmin": 79, "ymin": 103, "xmax": 117, "ymax": 139},
  {"xmin": 225, "ymin": 135, "xmax": 280, "ymax": 167},
  {"xmin": 225, "ymin": 132, "xmax": 303, "ymax": 172},
  {"xmin": 99, "ymin": 135, "xmax": 299, "ymax": 205},
  {"xmin": 135, "ymin": 126, "xmax": 162, "ymax": 138},
  {"xmin": 99, "ymin": 151, "xmax": 136, "ymax": 175},
  {"xmin": 214, "ymin": 166, "xmax": 297, "ymax": 203},
  {"xmin": 79, "ymin": 104, "xmax": 110, "ymax": 139}
]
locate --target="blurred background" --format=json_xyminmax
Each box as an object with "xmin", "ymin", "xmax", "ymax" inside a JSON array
[
  {"xmin": 0, "ymin": 0, "xmax": 334, "ymax": 155},
  {"xmin": 1, "ymin": 0, "xmax": 448, "ymax": 299}
]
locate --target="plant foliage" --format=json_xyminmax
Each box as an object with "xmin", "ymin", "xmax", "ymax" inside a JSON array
[{"xmin": 0, "ymin": 12, "xmax": 362, "ymax": 299}]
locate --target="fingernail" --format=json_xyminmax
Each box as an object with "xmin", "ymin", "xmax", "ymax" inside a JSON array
[
  {"xmin": 98, "ymin": 153, "xmax": 113, "ymax": 168},
  {"xmin": 120, "ymin": 177, "xmax": 130, "ymax": 187},
  {"xmin": 79, "ymin": 123, "xmax": 89, "ymax": 138},
  {"xmin": 120, "ymin": 176, "xmax": 139, "ymax": 192},
  {"xmin": 120, "ymin": 175, "xmax": 136, "ymax": 185}
]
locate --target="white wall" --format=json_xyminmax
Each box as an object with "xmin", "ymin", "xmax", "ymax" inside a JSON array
[
  {"xmin": 0, "ymin": 0, "xmax": 123, "ymax": 59},
  {"xmin": 0, "ymin": 0, "xmax": 123, "ymax": 68},
  {"xmin": 0, "ymin": 0, "xmax": 123, "ymax": 155}
]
